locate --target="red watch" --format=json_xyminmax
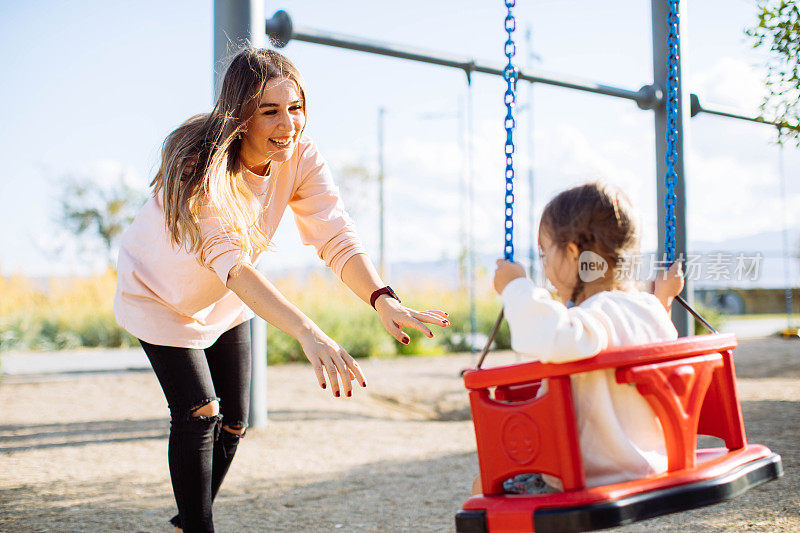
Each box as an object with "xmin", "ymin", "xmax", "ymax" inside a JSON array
[{"xmin": 370, "ymin": 286, "xmax": 401, "ymax": 309}]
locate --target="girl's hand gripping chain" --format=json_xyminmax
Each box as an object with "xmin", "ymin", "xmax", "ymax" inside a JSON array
[
  {"xmin": 654, "ymin": 261, "xmax": 684, "ymax": 312},
  {"xmin": 493, "ymin": 259, "xmax": 527, "ymax": 295}
]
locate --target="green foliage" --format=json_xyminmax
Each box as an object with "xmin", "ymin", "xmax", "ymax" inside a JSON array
[
  {"xmin": 0, "ymin": 270, "xmax": 138, "ymax": 352},
  {"xmin": 60, "ymin": 172, "xmax": 146, "ymax": 266},
  {"xmin": 746, "ymin": 0, "xmax": 800, "ymax": 144},
  {"xmin": 264, "ymin": 276, "xmax": 506, "ymax": 363},
  {"xmin": 0, "ymin": 313, "xmax": 139, "ymax": 352},
  {"xmin": 0, "ymin": 266, "xmax": 529, "ymax": 360},
  {"xmin": 692, "ymin": 302, "xmax": 726, "ymax": 335},
  {"xmin": 5, "ymin": 269, "xmax": 730, "ymax": 364},
  {"xmin": 266, "ymin": 304, "xmax": 394, "ymax": 364}
]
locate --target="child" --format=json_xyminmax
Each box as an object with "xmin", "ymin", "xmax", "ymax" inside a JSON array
[{"xmin": 479, "ymin": 181, "xmax": 683, "ymax": 495}]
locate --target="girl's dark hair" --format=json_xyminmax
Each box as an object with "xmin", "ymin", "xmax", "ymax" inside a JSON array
[{"xmin": 539, "ymin": 181, "xmax": 639, "ymax": 302}]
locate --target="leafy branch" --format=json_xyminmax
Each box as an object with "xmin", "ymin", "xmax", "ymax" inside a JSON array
[{"xmin": 746, "ymin": 0, "xmax": 800, "ymax": 144}]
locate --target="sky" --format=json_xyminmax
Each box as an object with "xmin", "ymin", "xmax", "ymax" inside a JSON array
[{"xmin": 0, "ymin": 0, "xmax": 798, "ymax": 281}]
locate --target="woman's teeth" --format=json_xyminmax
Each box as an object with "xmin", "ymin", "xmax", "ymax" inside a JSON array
[{"xmin": 270, "ymin": 138, "xmax": 291, "ymax": 147}]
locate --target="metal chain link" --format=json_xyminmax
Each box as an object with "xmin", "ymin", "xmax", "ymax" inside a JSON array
[
  {"xmin": 664, "ymin": 0, "xmax": 680, "ymax": 263},
  {"xmin": 503, "ymin": 0, "xmax": 518, "ymax": 261}
]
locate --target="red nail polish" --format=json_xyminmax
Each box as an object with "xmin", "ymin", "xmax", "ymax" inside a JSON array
[
  {"xmin": 403, "ymin": 338, "xmax": 409, "ymax": 345},
  {"xmin": 321, "ymin": 383, "xmax": 326, "ymax": 389},
  {"xmin": 335, "ymin": 391, "xmax": 340, "ymax": 397},
  {"xmin": 362, "ymin": 381, "xmax": 367, "ymax": 387},
  {"xmin": 346, "ymin": 391, "xmax": 352, "ymax": 397}
]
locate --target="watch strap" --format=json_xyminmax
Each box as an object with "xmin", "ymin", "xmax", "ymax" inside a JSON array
[{"xmin": 370, "ymin": 286, "xmax": 400, "ymax": 309}]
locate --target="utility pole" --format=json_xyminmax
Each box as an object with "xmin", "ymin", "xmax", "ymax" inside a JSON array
[
  {"xmin": 652, "ymin": 0, "xmax": 692, "ymax": 336},
  {"xmin": 467, "ymin": 80, "xmax": 477, "ymax": 353},
  {"xmin": 213, "ymin": 0, "xmax": 268, "ymax": 427},
  {"xmin": 458, "ymin": 95, "xmax": 467, "ymax": 288},
  {"xmin": 378, "ymin": 107, "xmax": 386, "ymax": 278},
  {"xmin": 525, "ymin": 26, "xmax": 539, "ymax": 281}
]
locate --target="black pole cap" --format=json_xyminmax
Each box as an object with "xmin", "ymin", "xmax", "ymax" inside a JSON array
[
  {"xmin": 635, "ymin": 83, "xmax": 664, "ymax": 110},
  {"xmin": 265, "ymin": 10, "xmax": 293, "ymax": 48},
  {"xmin": 689, "ymin": 93, "xmax": 703, "ymax": 117}
]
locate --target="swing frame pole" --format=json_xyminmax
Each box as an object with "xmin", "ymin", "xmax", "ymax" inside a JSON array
[
  {"xmin": 653, "ymin": 0, "xmax": 692, "ymax": 337},
  {"xmin": 214, "ymin": 0, "xmax": 269, "ymax": 428}
]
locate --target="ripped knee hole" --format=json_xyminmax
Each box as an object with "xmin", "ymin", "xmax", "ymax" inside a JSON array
[{"xmin": 191, "ymin": 400, "xmax": 220, "ymax": 418}]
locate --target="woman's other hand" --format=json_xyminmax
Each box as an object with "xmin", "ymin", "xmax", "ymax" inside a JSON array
[
  {"xmin": 297, "ymin": 327, "xmax": 367, "ymax": 398},
  {"xmin": 494, "ymin": 259, "xmax": 527, "ymax": 295},
  {"xmin": 374, "ymin": 297, "xmax": 450, "ymax": 345}
]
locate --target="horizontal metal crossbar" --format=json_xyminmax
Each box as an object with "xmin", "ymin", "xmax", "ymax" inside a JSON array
[{"xmin": 265, "ymin": 10, "xmax": 792, "ymax": 129}]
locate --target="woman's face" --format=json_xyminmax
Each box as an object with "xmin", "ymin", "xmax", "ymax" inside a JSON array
[{"xmin": 240, "ymin": 77, "xmax": 306, "ymax": 173}]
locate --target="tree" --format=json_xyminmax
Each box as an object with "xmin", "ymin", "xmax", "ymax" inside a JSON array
[
  {"xmin": 334, "ymin": 163, "xmax": 375, "ymax": 222},
  {"xmin": 59, "ymin": 171, "xmax": 145, "ymax": 268},
  {"xmin": 746, "ymin": 0, "xmax": 800, "ymax": 144}
]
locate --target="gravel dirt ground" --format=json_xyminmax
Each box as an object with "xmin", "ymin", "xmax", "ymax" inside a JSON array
[{"xmin": 1, "ymin": 336, "xmax": 798, "ymax": 532}]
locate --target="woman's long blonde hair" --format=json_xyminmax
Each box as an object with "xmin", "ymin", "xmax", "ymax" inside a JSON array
[{"xmin": 151, "ymin": 48, "xmax": 306, "ymax": 270}]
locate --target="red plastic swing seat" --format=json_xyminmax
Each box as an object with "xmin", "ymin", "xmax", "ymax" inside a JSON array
[{"xmin": 456, "ymin": 333, "xmax": 783, "ymax": 533}]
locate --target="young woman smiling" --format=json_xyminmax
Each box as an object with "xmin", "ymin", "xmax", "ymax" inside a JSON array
[{"xmin": 114, "ymin": 48, "xmax": 449, "ymax": 533}]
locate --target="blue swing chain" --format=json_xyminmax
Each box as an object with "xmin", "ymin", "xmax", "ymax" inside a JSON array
[
  {"xmin": 664, "ymin": 0, "xmax": 680, "ymax": 264},
  {"xmin": 503, "ymin": 0, "xmax": 517, "ymax": 261},
  {"xmin": 662, "ymin": 0, "xmax": 716, "ymax": 333},
  {"xmin": 476, "ymin": 0, "xmax": 518, "ymax": 368}
]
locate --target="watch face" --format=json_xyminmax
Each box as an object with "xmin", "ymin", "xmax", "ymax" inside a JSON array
[
  {"xmin": 386, "ymin": 286, "xmax": 400, "ymax": 302},
  {"xmin": 371, "ymin": 286, "xmax": 400, "ymax": 308}
]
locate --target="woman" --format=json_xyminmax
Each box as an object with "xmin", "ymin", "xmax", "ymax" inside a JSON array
[{"xmin": 114, "ymin": 48, "xmax": 448, "ymax": 532}]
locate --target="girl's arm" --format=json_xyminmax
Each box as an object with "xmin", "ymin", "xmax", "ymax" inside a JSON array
[
  {"xmin": 339, "ymin": 254, "xmax": 449, "ymax": 344},
  {"xmin": 494, "ymin": 260, "xmax": 609, "ymax": 363},
  {"xmin": 226, "ymin": 264, "xmax": 366, "ymax": 398}
]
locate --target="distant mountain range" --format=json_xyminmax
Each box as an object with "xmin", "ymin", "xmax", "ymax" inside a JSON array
[
  {"xmin": 265, "ymin": 229, "xmax": 800, "ymax": 291},
  {"xmin": 692, "ymin": 229, "xmax": 800, "ymax": 257}
]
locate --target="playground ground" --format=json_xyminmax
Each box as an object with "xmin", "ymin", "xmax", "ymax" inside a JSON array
[{"xmin": 1, "ymin": 336, "xmax": 798, "ymax": 532}]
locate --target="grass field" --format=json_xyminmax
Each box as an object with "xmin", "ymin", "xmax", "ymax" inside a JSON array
[{"xmin": 0, "ymin": 270, "xmax": 510, "ymax": 361}]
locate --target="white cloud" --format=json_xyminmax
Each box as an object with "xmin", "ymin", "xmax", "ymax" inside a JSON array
[
  {"xmin": 691, "ymin": 56, "xmax": 766, "ymax": 115},
  {"xmin": 688, "ymin": 151, "xmax": 800, "ymax": 242}
]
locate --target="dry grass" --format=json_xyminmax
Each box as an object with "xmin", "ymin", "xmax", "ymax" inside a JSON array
[{"xmin": 0, "ymin": 270, "xmax": 509, "ymax": 359}]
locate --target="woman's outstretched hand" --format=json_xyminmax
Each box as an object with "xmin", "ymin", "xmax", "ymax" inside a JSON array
[
  {"xmin": 298, "ymin": 327, "xmax": 367, "ymax": 398},
  {"xmin": 374, "ymin": 296, "xmax": 450, "ymax": 345}
]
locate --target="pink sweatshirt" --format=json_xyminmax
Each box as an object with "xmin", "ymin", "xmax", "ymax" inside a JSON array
[{"xmin": 114, "ymin": 136, "xmax": 366, "ymax": 349}]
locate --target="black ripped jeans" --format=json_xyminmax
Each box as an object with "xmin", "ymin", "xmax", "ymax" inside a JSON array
[{"xmin": 139, "ymin": 321, "xmax": 251, "ymax": 533}]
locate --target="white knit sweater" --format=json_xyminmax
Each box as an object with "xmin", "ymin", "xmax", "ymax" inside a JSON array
[{"xmin": 501, "ymin": 278, "xmax": 678, "ymax": 488}]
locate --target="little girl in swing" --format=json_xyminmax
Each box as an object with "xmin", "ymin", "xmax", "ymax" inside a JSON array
[{"xmin": 475, "ymin": 181, "xmax": 684, "ymax": 495}]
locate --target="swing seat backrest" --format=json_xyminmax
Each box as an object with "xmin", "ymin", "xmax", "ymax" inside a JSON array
[{"xmin": 463, "ymin": 333, "xmax": 745, "ymax": 495}]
